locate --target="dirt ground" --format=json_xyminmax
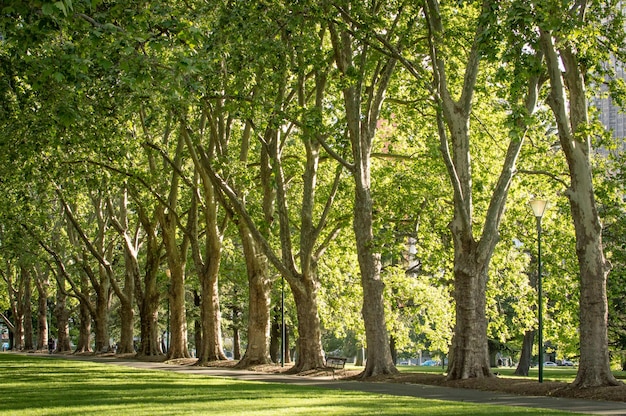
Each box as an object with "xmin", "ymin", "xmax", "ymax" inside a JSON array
[{"xmin": 165, "ymin": 358, "xmax": 626, "ymax": 403}]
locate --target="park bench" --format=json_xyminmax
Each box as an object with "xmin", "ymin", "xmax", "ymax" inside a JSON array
[{"xmin": 324, "ymin": 356, "xmax": 347, "ymax": 379}]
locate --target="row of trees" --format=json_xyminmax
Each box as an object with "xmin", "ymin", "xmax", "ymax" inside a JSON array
[{"xmin": 1, "ymin": 0, "xmax": 625, "ymax": 388}]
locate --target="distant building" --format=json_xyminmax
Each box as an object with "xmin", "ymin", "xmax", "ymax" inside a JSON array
[{"xmin": 596, "ymin": 60, "xmax": 626, "ymax": 140}]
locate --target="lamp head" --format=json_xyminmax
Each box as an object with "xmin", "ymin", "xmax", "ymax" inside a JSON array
[{"xmin": 529, "ymin": 199, "xmax": 548, "ymax": 218}]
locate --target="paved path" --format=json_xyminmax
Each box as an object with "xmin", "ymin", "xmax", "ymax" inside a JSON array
[{"xmin": 58, "ymin": 355, "xmax": 626, "ymax": 415}]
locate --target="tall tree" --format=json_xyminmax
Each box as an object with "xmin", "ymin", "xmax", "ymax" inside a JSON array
[
  {"xmin": 537, "ymin": 0, "xmax": 621, "ymax": 388},
  {"xmin": 327, "ymin": 0, "xmax": 402, "ymax": 377},
  {"xmin": 416, "ymin": 0, "xmax": 546, "ymax": 379}
]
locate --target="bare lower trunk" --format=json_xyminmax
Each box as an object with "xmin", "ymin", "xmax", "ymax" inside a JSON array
[
  {"xmin": 22, "ymin": 268, "xmax": 34, "ymax": 351},
  {"xmin": 12, "ymin": 313, "xmax": 24, "ymax": 351},
  {"xmin": 117, "ymin": 300, "xmax": 134, "ymax": 354},
  {"xmin": 447, "ymin": 246, "xmax": 492, "ymax": 380},
  {"xmin": 138, "ymin": 301, "xmax": 161, "ymax": 356},
  {"xmin": 237, "ymin": 276, "xmax": 272, "ymax": 366},
  {"xmin": 571, "ymin": 207, "xmax": 618, "ymax": 387},
  {"xmin": 167, "ymin": 265, "xmax": 190, "ymax": 359},
  {"xmin": 284, "ymin": 326, "xmax": 292, "ymax": 363},
  {"xmin": 236, "ymin": 225, "xmax": 272, "ymax": 368},
  {"xmin": 137, "ymin": 245, "xmax": 162, "ymax": 356},
  {"xmin": 514, "ymin": 330, "xmax": 535, "ymax": 376},
  {"xmin": 193, "ymin": 290, "xmax": 202, "ymax": 358},
  {"xmin": 55, "ymin": 278, "xmax": 71, "ymax": 353},
  {"xmin": 116, "ymin": 253, "xmax": 136, "ymax": 354},
  {"xmin": 269, "ymin": 307, "xmax": 281, "ymax": 363},
  {"xmin": 233, "ymin": 324, "xmax": 241, "ymax": 360},
  {"xmin": 290, "ymin": 279, "xmax": 324, "ymax": 373},
  {"xmin": 75, "ymin": 300, "xmax": 92, "ymax": 353},
  {"xmin": 36, "ymin": 290, "xmax": 48, "ymax": 350},
  {"xmin": 569, "ymin": 179, "xmax": 619, "ymax": 387},
  {"xmin": 356, "ymin": 344, "xmax": 365, "ymax": 367},
  {"xmin": 35, "ymin": 271, "xmax": 49, "ymax": 350},
  {"xmin": 94, "ymin": 291, "xmax": 110, "ymax": 353},
  {"xmin": 354, "ymin": 189, "xmax": 397, "ymax": 378},
  {"xmin": 197, "ymin": 270, "xmax": 226, "ymax": 364}
]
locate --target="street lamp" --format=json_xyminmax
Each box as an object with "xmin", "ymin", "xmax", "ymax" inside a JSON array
[{"xmin": 529, "ymin": 199, "xmax": 547, "ymax": 383}]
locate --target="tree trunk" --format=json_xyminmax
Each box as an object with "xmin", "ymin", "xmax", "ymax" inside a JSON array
[
  {"xmin": 354, "ymin": 185, "xmax": 398, "ymax": 377},
  {"xmin": 12, "ymin": 311, "xmax": 24, "ymax": 351},
  {"xmin": 194, "ymin": 290, "xmax": 202, "ymax": 359},
  {"xmin": 93, "ymin": 267, "xmax": 111, "ymax": 353},
  {"xmin": 107, "ymin": 190, "xmax": 137, "ymax": 355},
  {"xmin": 290, "ymin": 278, "xmax": 325, "ymax": 372},
  {"xmin": 75, "ymin": 272, "xmax": 92, "ymax": 353},
  {"xmin": 540, "ymin": 30, "xmax": 619, "ymax": 388},
  {"xmin": 22, "ymin": 267, "xmax": 34, "ymax": 351},
  {"xmin": 329, "ymin": 14, "xmax": 399, "ymax": 378},
  {"xmin": 167, "ymin": 263, "xmax": 190, "ymax": 359},
  {"xmin": 233, "ymin": 323, "xmax": 241, "ymax": 360},
  {"xmin": 231, "ymin": 296, "xmax": 242, "ymax": 360},
  {"xmin": 135, "ymin": 207, "xmax": 163, "ymax": 357},
  {"xmin": 75, "ymin": 300, "xmax": 92, "ymax": 353},
  {"xmin": 135, "ymin": 244, "xmax": 163, "ymax": 357},
  {"xmin": 284, "ymin": 326, "xmax": 292, "ymax": 363},
  {"xmin": 35, "ymin": 270, "xmax": 49, "ymax": 351},
  {"xmin": 118, "ymin": 297, "xmax": 134, "ymax": 354},
  {"xmin": 115, "ymin": 245, "xmax": 136, "ymax": 354},
  {"xmin": 137, "ymin": 300, "xmax": 161, "ymax": 356},
  {"xmin": 515, "ymin": 330, "xmax": 535, "ymax": 376},
  {"xmin": 446, "ymin": 244, "xmax": 492, "ymax": 379},
  {"xmin": 236, "ymin": 224, "xmax": 272, "ymax": 367},
  {"xmin": 356, "ymin": 344, "xmax": 365, "ymax": 367},
  {"xmin": 390, "ymin": 336, "xmax": 397, "ymax": 365},
  {"xmin": 197, "ymin": 264, "xmax": 226, "ymax": 364},
  {"xmin": 54, "ymin": 275, "xmax": 71, "ymax": 353}
]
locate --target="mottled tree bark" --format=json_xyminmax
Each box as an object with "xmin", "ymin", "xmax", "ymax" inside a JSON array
[{"xmin": 236, "ymin": 224, "xmax": 272, "ymax": 367}]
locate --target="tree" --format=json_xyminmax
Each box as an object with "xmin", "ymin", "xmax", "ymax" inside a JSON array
[
  {"xmin": 326, "ymin": 0, "xmax": 405, "ymax": 377},
  {"xmin": 537, "ymin": 0, "xmax": 621, "ymax": 387},
  {"xmin": 421, "ymin": 0, "xmax": 543, "ymax": 379}
]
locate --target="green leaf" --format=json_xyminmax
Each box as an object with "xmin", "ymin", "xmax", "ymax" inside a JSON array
[
  {"xmin": 41, "ymin": 3, "xmax": 55, "ymax": 16},
  {"xmin": 54, "ymin": 1, "xmax": 67, "ymax": 17}
]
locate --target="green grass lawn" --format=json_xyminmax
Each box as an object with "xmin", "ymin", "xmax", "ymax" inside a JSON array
[{"xmin": 0, "ymin": 354, "xmax": 580, "ymax": 416}]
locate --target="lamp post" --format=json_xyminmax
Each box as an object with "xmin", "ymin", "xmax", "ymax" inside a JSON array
[{"xmin": 529, "ymin": 199, "xmax": 547, "ymax": 383}]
